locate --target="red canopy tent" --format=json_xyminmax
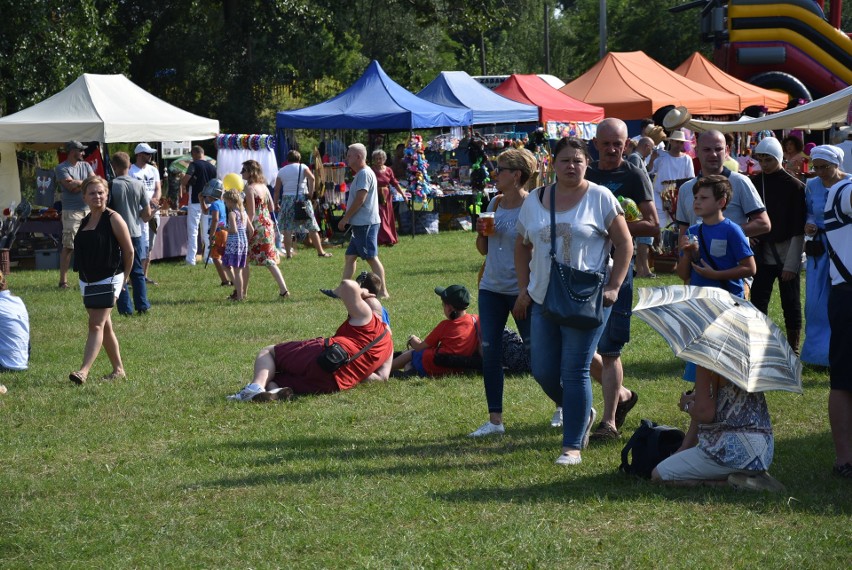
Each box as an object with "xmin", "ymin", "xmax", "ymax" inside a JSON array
[
  {"xmin": 674, "ymin": 52, "xmax": 789, "ymax": 112},
  {"xmin": 560, "ymin": 51, "xmax": 742, "ymax": 120},
  {"xmin": 494, "ymin": 74, "xmax": 605, "ymax": 124}
]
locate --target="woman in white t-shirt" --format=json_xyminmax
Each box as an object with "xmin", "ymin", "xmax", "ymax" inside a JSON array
[
  {"xmin": 515, "ymin": 137, "xmax": 633, "ymax": 466},
  {"xmin": 273, "ymin": 150, "xmax": 331, "ymax": 258}
]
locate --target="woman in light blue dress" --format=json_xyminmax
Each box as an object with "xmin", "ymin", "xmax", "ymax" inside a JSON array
[{"xmin": 801, "ymin": 162, "xmax": 852, "ymax": 366}]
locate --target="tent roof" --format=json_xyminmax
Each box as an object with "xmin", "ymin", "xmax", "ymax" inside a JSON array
[
  {"xmin": 276, "ymin": 60, "xmax": 471, "ymax": 130},
  {"xmin": 417, "ymin": 71, "xmax": 539, "ymax": 125},
  {"xmin": 559, "ymin": 51, "xmax": 742, "ymax": 119},
  {"xmin": 493, "ymin": 74, "xmax": 604, "ymax": 124},
  {"xmin": 688, "ymin": 84, "xmax": 852, "ymax": 132},
  {"xmin": 0, "ymin": 74, "xmax": 219, "ymax": 143},
  {"xmin": 674, "ymin": 52, "xmax": 788, "ymax": 112}
]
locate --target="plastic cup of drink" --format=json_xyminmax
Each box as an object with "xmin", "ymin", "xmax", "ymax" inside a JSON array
[{"xmin": 479, "ymin": 212, "xmax": 495, "ymax": 236}]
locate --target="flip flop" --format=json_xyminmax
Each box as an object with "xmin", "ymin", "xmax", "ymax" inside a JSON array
[
  {"xmin": 319, "ymin": 288, "xmax": 338, "ymax": 299},
  {"xmin": 318, "ymin": 252, "xmax": 333, "ymax": 257},
  {"xmin": 101, "ymin": 371, "xmax": 126, "ymax": 381},
  {"xmin": 58, "ymin": 282, "xmax": 69, "ymax": 290}
]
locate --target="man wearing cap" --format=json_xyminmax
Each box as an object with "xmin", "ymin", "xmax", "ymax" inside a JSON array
[
  {"xmin": 749, "ymin": 137, "xmax": 806, "ymax": 354},
  {"xmin": 676, "ymin": 130, "xmax": 771, "ymax": 244},
  {"xmin": 109, "ymin": 152, "xmax": 152, "ymax": 316},
  {"xmin": 390, "ymin": 284, "xmax": 479, "ymax": 378},
  {"xmin": 55, "ymin": 141, "xmax": 94, "ymax": 289},
  {"xmin": 130, "ymin": 143, "xmax": 161, "ymax": 284},
  {"xmin": 585, "ymin": 118, "xmax": 658, "ymax": 441},
  {"xmin": 179, "ymin": 145, "xmax": 217, "ymax": 265}
]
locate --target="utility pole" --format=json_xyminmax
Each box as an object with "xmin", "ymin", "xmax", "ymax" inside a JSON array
[
  {"xmin": 599, "ymin": 0, "xmax": 607, "ymax": 60},
  {"xmin": 544, "ymin": 2, "xmax": 551, "ymax": 74}
]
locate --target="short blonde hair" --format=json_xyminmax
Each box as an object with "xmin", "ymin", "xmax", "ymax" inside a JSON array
[{"xmin": 497, "ymin": 148, "xmax": 537, "ymax": 185}]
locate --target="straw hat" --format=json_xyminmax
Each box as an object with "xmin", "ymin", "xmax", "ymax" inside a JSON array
[
  {"xmin": 663, "ymin": 106, "xmax": 692, "ymax": 130},
  {"xmin": 643, "ymin": 125, "xmax": 667, "ymax": 146},
  {"xmin": 668, "ymin": 129, "xmax": 688, "ymax": 143}
]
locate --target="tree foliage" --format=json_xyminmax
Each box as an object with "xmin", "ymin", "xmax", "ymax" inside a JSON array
[{"xmin": 0, "ymin": 0, "xmax": 717, "ymax": 131}]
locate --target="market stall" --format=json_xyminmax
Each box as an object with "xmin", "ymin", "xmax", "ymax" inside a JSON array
[
  {"xmin": 559, "ymin": 51, "xmax": 742, "ymax": 120},
  {"xmin": 417, "ymin": 71, "xmax": 539, "ymax": 125},
  {"xmin": 673, "ymin": 52, "xmax": 789, "ymax": 113},
  {"xmin": 0, "ymin": 73, "xmax": 219, "ymax": 267}
]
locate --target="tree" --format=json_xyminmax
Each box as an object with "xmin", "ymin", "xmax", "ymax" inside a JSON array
[{"xmin": 0, "ymin": 0, "xmax": 148, "ymax": 117}]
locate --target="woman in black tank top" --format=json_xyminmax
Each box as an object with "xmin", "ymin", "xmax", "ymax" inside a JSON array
[{"xmin": 68, "ymin": 176, "xmax": 134, "ymax": 385}]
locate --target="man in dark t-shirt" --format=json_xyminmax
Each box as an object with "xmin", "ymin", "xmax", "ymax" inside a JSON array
[
  {"xmin": 584, "ymin": 118, "xmax": 659, "ymax": 441},
  {"xmin": 179, "ymin": 145, "xmax": 217, "ymax": 265}
]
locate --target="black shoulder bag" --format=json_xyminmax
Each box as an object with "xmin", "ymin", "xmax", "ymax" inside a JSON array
[
  {"xmin": 293, "ymin": 166, "xmax": 311, "ymax": 220},
  {"xmin": 540, "ymin": 184, "xmax": 606, "ymax": 330},
  {"xmin": 317, "ymin": 328, "xmax": 388, "ymax": 373}
]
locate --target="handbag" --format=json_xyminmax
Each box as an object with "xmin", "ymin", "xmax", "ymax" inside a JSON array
[
  {"xmin": 293, "ymin": 165, "xmax": 311, "ymax": 221},
  {"xmin": 805, "ymin": 237, "xmax": 825, "ymax": 257},
  {"xmin": 541, "ymin": 185, "xmax": 606, "ymax": 329},
  {"xmin": 317, "ymin": 328, "xmax": 388, "ymax": 373},
  {"xmin": 83, "ymin": 283, "xmax": 116, "ymax": 309}
]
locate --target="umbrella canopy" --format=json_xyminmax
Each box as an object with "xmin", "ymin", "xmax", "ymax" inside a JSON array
[
  {"xmin": 559, "ymin": 51, "xmax": 742, "ymax": 119},
  {"xmin": 168, "ymin": 155, "xmax": 215, "ymax": 175},
  {"xmin": 633, "ymin": 285, "xmax": 802, "ymax": 394},
  {"xmin": 494, "ymin": 74, "xmax": 605, "ymax": 124},
  {"xmin": 417, "ymin": 71, "xmax": 539, "ymax": 125},
  {"xmin": 674, "ymin": 53, "xmax": 788, "ymax": 113}
]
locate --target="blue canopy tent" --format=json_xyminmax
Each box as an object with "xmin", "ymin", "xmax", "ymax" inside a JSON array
[
  {"xmin": 275, "ymin": 61, "xmax": 472, "ymax": 131},
  {"xmin": 417, "ymin": 71, "xmax": 539, "ymax": 125}
]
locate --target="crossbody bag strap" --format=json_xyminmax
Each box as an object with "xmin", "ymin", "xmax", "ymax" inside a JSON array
[
  {"xmin": 295, "ymin": 165, "xmax": 303, "ymax": 202},
  {"xmin": 548, "ymin": 184, "xmax": 557, "ymax": 258},
  {"xmin": 348, "ymin": 328, "xmax": 388, "ymax": 363},
  {"xmin": 697, "ymin": 224, "xmax": 732, "ymax": 293}
]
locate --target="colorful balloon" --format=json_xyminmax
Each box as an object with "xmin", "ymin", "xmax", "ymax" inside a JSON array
[{"xmin": 223, "ymin": 173, "xmax": 244, "ymax": 190}]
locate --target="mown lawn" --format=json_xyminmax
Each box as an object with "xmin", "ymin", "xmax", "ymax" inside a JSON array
[{"xmin": 0, "ymin": 229, "xmax": 848, "ymax": 568}]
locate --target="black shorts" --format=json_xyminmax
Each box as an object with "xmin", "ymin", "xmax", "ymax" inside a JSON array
[{"xmin": 828, "ymin": 284, "xmax": 852, "ymax": 391}]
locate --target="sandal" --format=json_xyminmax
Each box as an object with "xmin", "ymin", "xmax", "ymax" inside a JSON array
[
  {"xmin": 69, "ymin": 371, "xmax": 87, "ymax": 385},
  {"xmin": 588, "ymin": 421, "xmax": 620, "ymax": 442},
  {"xmin": 220, "ymin": 281, "xmax": 233, "ymax": 287},
  {"xmin": 318, "ymin": 252, "xmax": 333, "ymax": 258},
  {"xmin": 614, "ymin": 390, "xmax": 639, "ymax": 429},
  {"xmin": 101, "ymin": 371, "xmax": 126, "ymax": 381},
  {"xmin": 58, "ymin": 282, "xmax": 69, "ymax": 290},
  {"xmin": 144, "ymin": 277, "xmax": 158, "ymax": 285},
  {"xmin": 279, "ymin": 290, "xmax": 290, "ymax": 299}
]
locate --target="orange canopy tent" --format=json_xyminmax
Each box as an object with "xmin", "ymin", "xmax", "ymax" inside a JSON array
[
  {"xmin": 559, "ymin": 51, "xmax": 742, "ymax": 120},
  {"xmin": 674, "ymin": 52, "xmax": 789, "ymax": 112},
  {"xmin": 494, "ymin": 74, "xmax": 605, "ymax": 124}
]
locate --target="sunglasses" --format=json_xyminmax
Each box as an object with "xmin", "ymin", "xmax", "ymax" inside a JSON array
[{"xmin": 494, "ymin": 166, "xmax": 518, "ymax": 174}]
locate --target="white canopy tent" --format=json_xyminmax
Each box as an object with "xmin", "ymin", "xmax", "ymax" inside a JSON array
[
  {"xmin": 0, "ymin": 73, "xmax": 219, "ymax": 143},
  {"xmin": 0, "ymin": 73, "xmax": 219, "ymax": 206},
  {"xmin": 688, "ymin": 84, "xmax": 852, "ymax": 133}
]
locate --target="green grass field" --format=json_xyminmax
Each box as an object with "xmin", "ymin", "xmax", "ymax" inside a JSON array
[{"xmin": 1, "ymin": 229, "xmax": 848, "ymax": 568}]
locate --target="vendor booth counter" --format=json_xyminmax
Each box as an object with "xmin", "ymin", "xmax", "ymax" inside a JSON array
[{"xmin": 12, "ymin": 215, "xmax": 190, "ymax": 269}]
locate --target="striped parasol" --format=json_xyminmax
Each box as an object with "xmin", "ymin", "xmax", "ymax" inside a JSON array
[{"xmin": 633, "ymin": 285, "xmax": 802, "ymax": 394}]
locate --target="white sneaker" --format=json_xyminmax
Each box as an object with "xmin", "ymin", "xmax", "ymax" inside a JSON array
[
  {"xmin": 551, "ymin": 407, "xmax": 563, "ymax": 428},
  {"xmin": 555, "ymin": 452, "xmax": 582, "ymax": 466},
  {"xmin": 582, "ymin": 407, "xmax": 597, "ymax": 450},
  {"xmin": 226, "ymin": 384, "xmax": 265, "ymax": 402},
  {"xmin": 468, "ymin": 421, "xmax": 505, "ymax": 437}
]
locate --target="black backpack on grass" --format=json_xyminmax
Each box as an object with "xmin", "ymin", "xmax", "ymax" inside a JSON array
[{"xmin": 619, "ymin": 419, "xmax": 685, "ymax": 478}]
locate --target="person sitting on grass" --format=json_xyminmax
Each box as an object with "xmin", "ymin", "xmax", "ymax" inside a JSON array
[
  {"xmin": 652, "ymin": 175, "xmax": 782, "ymax": 492},
  {"xmin": 391, "ymin": 285, "xmax": 480, "ymax": 378},
  {"xmin": 227, "ymin": 279, "xmax": 393, "ymax": 402},
  {"xmin": 0, "ymin": 269, "xmax": 30, "ymax": 372}
]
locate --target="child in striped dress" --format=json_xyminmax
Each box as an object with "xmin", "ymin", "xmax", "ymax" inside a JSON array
[{"xmin": 222, "ymin": 189, "xmax": 253, "ymax": 301}]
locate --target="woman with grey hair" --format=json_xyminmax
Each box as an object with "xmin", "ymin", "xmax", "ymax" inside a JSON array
[{"xmin": 371, "ymin": 148, "xmax": 403, "ymax": 246}]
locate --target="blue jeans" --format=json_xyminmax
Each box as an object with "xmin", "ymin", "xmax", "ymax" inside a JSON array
[
  {"xmin": 117, "ymin": 235, "xmax": 150, "ymax": 314},
  {"xmin": 479, "ymin": 288, "xmax": 531, "ymax": 414},
  {"xmin": 530, "ymin": 301, "xmax": 612, "ymax": 448}
]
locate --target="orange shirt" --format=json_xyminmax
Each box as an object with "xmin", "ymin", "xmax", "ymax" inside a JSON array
[{"xmin": 331, "ymin": 314, "xmax": 393, "ymax": 391}]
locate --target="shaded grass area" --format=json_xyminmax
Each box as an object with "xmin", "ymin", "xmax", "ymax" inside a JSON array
[{"xmin": 0, "ymin": 230, "xmax": 848, "ymax": 568}]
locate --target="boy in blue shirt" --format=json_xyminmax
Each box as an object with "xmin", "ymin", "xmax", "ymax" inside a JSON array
[
  {"xmin": 201, "ymin": 179, "xmax": 234, "ymax": 287},
  {"xmin": 677, "ymin": 175, "xmax": 756, "ymax": 297}
]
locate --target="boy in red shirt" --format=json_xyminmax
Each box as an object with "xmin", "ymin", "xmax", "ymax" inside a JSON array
[{"xmin": 392, "ymin": 285, "xmax": 480, "ymax": 377}]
